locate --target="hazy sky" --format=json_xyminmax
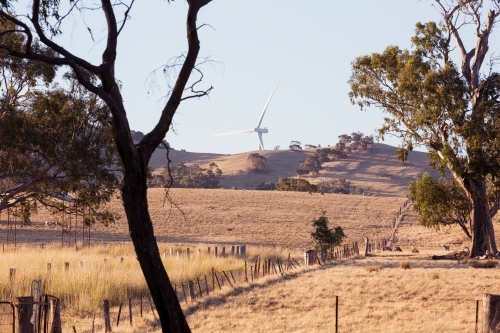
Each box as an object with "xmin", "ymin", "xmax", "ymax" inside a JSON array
[{"xmin": 43, "ymin": 1, "xmax": 497, "ymax": 153}]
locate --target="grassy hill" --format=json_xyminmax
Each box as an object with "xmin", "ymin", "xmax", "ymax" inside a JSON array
[{"xmin": 150, "ymin": 143, "xmax": 438, "ymax": 197}]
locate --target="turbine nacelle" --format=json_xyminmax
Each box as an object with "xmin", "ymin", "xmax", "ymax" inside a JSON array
[{"xmin": 214, "ymin": 75, "xmax": 283, "ymax": 151}]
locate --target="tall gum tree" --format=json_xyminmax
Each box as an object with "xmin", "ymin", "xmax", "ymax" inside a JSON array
[
  {"xmin": 348, "ymin": 0, "xmax": 500, "ymax": 257},
  {"xmin": 0, "ymin": 0, "xmax": 213, "ymax": 331}
]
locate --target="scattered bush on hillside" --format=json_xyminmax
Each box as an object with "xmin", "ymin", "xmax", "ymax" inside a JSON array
[
  {"xmin": 336, "ymin": 132, "xmax": 374, "ymax": 153},
  {"xmin": 396, "ymin": 143, "xmax": 413, "ymax": 164},
  {"xmin": 247, "ymin": 153, "xmax": 269, "ymax": 173},
  {"xmin": 276, "ymin": 178, "xmax": 317, "ymax": 192},
  {"xmin": 255, "ymin": 182, "xmax": 276, "ymax": 191},
  {"xmin": 311, "ymin": 212, "xmax": 346, "ymax": 252},
  {"xmin": 289, "ymin": 140, "xmax": 302, "ymax": 151},
  {"xmin": 159, "ymin": 162, "xmax": 222, "ymax": 189},
  {"xmin": 304, "ymin": 144, "xmax": 317, "ymax": 149},
  {"xmin": 297, "ymin": 154, "xmax": 323, "ymax": 176},
  {"xmin": 317, "ymin": 179, "xmax": 358, "ymax": 194},
  {"xmin": 274, "ymin": 145, "xmax": 280, "ymax": 150},
  {"xmin": 314, "ymin": 148, "xmax": 346, "ymax": 162}
]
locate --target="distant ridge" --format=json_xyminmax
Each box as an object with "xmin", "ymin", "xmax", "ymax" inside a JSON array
[{"xmin": 148, "ymin": 143, "xmax": 438, "ymax": 197}]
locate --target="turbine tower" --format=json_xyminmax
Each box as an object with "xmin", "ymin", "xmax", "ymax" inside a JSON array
[{"xmin": 214, "ymin": 76, "xmax": 283, "ymax": 150}]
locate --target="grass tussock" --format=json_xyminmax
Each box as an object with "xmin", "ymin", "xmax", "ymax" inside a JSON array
[
  {"xmin": 399, "ymin": 261, "xmax": 411, "ymax": 269},
  {"xmin": 365, "ymin": 265, "xmax": 383, "ymax": 272},
  {"xmin": 431, "ymin": 272, "xmax": 439, "ymax": 279},
  {"xmin": 411, "ymin": 247, "xmax": 419, "ymax": 253},
  {"xmin": 469, "ymin": 260, "xmax": 498, "ymax": 269}
]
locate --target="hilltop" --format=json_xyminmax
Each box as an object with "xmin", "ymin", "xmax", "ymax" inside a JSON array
[{"xmin": 149, "ymin": 143, "xmax": 438, "ymax": 197}]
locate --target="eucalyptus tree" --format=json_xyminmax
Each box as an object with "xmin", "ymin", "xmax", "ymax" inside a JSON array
[
  {"xmin": 0, "ymin": 20, "xmax": 116, "ymax": 221},
  {"xmin": 0, "ymin": 1, "xmax": 213, "ymax": 331},
  {"xmin": 349, "ymin": 0, "xmax": 500, "ymax": 257}
]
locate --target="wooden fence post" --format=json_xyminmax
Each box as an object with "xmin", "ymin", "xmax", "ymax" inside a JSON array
[
  {"xmin": 102, "ymin": 299, "xmax": 112, "ymax": 333},
  {"xmin": 116, "ymin": 303, "xmax": 122, "ymax": 327},
  {"xmin": 221, "ymin": 247, "xmax": 226, "ymax": 257},
  {"xmin": 128, "ymin": 298, "xmax": 133, "ymax": 325},
  {"xmin": 170, "ymin": 248, "xmax": 173, "ymax": 257},
  {"xmin": 186, "ymin": 248, "xmax": 190, "ymax": 260},
  {"xmin": 187, "ymin": 280, "xmax": 196, "ymax": 302},
  {"xmin": 476, "ymin": 300, "xmax": 479, "ymax": 333},
  {"xmin": 50, "ymin": 298, "xmax": 62, "ymax": 333},
  {"xmin": 64, "ymin": 262, "xmax": 69, "ymax": 272},
  {"xmin": 231, "ymin": 246, "xmax": 235, "ymax": 256},
  {"xmin": 483, "ymin": 294, "xmax": 500, "ymax": 333},
  {"xmin": 214, "ymin": 247, "xmax": 218, "ymax": 258},
  {"xmin": 241, "ymin": 245, "xmax": 246, "ymax": 257},
  {"xmin": 335, "ymin": 295, "xmax": 339, "ymax": 333},
  {"xmin": 364, "ymin": 237, "xmax": 369, "ymax": 256},
  {"xmin": 245, "ymin": 260, "xmax": 248, "ymax": 282},
  {"xmin": 14, "ymin": 296, "xmax": 33, "ymax": 333}
]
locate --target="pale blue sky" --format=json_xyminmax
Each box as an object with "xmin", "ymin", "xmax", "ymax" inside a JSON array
[{"xmin": 39, "ymin": 1, "xmax": 497, "ymax": 153}]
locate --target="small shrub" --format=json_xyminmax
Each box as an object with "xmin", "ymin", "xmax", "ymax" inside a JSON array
[
  {"xmin": 411, "ymin": 247, "xmax": 419, "ymax": 253},
  {"xmin": 365, "ymin": 265, "xmax": 382, "ymax": 272},
  {"xmin": 470, "ymin": 260, "xmax": 497, "ymax": 269},
  {"xmin": 431, "ymin": 272, "xmax": 439, "ymax": 280},
  {"xmin": 399, "ymin": 261, "xmax": 411, "ymax": 269}
]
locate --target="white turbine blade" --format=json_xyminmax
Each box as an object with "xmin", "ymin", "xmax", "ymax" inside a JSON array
[
  {"xmin": 257, "ymin": 74, "xmax": 284, "ymax": 128},
  {"xmin": 258, "ymin": 132, "xmax": 265, "ymax": 150},
  {"xmin": 213, "ymin": 129, "xmax": 254, "ymax": 136}
]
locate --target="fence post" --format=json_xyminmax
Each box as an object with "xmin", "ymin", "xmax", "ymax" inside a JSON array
[
  {"xmin": 364, "ymin": 237, "xmax": 369, "ymax": 256},
  {"xmin": 231, "ymin": 246, "xmax": 235, "ymax": 256},
  {"xmin": 128, "ymin": 298, "xmax": 132, "ymax": 325},
  {"xmin": 245, "ymin": 260, "xmax": 248, "ymax": 282},
  {"xmin": 187, "ymin": 280, "xmax": 196, "ymax": 302},
  {"xmin": 50, "ymin": 298, "xmax": 62, "ymax": 333},
  {"xmin": 170, "ymin": 248, "xmax": 173, "ymax": 257},
  {"xmin": 116, "ymin": 303, "xmax": 122, "ymax": 327},
  {"xmin": 64, "ymin": 262, "xmax": 69, "ymax": 272},
  {"xmin": 186, "ymin": 248, "xmax": 190, "ymax": 260},
  {"xmin": 476, "ymin": 300, "xmax": 479, "ymax": 333},
  {"xmin": 14, "ymin": 296, "xmax": 33, "ymax": 333},
  {"xmin": 335, "ymin": 295, "xmax": 339, "ymax": 333},
  {"xmin": 483, "ymin": 294, "xmax": 500, "ymax": 333},
  {"xmin": 241, "ymin": 245, "xmax": 246, "ymax": 257},
  {"xmin": 215, "ymin": 247, "xmax": 218, "ymax": 258},
  {"xmin": 102, "ymin": 299, "xmax": 112, "ymax": 333},
  {"xmin": 221, "ymin": 247, "xmax": 226, "ymax": 257}
]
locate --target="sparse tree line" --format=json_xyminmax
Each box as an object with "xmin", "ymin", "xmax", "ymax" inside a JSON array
[{"xmin": 148, "ymin": 162, "xmax": 223, "ymax": 189}]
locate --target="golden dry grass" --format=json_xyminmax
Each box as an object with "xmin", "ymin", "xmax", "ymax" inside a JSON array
[
  {"xmin": 0, "ymin": 243, "xmax": 291, "ymax": 314},
  {"xmin": 14, "ymin": 188, "xmax": 408, "ymax": 250}
]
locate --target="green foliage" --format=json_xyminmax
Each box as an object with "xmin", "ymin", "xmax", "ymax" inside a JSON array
[
  {"xmin": 161, "ymin": 163, "xmax": 221, "ymax": 189},
  {"xmin": 315, "ymin": 148, "xmax": 345, "ymax": 162},
  {"xmin": 297, "ymin": 154, "xmax": 323, "ymax": 176},
  {"xmin": 408, "ymin": 173, "xmax": 472, "ymax": 238},
  {"xmin": 289, "ymin": 140, "xmax": 302, "ymax": 151},
  {"xmin": 247, "ymin": 153, "xmax": 268, "ymax": 173},
  {"xmin": 317, "ymin": 179, "xmax": 354, "ymax": 194},
  {"xmin": 397, "ymin": 147, "xmax": 409, "ymax": 164},
  {"xmin": 0, "ymin": 62, "xmax": 118, "ymax": 220},
  {"xmin": 276, "ymin": 178, "xmax": 317, "ymax": 192},
  {"xmin": 255, "ymin": 182, "xmax": 276, "ymax": 191},
  {"xmin": 348, "ymin": 18, "xmax": 500, "ymax": 253},
  {"xmin": 311, "ymin": 212, "xmax": 346, "ymax": 251}
]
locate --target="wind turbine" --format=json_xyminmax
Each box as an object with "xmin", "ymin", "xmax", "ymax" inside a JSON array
[{"xmin": 214, "ymin": 76, "xmax": 283, "ymax": 150}]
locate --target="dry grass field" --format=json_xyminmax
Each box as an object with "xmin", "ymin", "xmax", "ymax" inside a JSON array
[
  {"xmin": 0, "ymin": 143, "xmax": 495, "ymax": 332},
  {"xmin": 7, "ymin": 189, "xmax": 410, "ymax": 249}
]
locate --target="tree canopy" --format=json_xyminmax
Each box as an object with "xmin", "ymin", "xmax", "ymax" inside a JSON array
[
  {"xmin": 349, "ymin": 1, "xmax": 500, "ymax": 257},
  {"xmin": 311, "ymin": 212, "xmax": 346, "ymax": 252},
  {"xmin": 0, "ymin": 0, "xmax": 213, "ymax": 331},
  {"xmin": 0, "ymin": 23, "xmax": 117, "ymax": 220}
]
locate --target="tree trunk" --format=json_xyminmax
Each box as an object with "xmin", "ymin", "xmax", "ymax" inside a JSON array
[
  {"xmin": 121, "ymin": 153, "xmax": 191, "ymax": 333},
  {"xmin": 464, "ymin": 177, "xmax": 498, "ymax": 257}
]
